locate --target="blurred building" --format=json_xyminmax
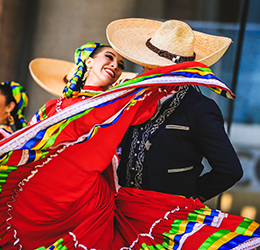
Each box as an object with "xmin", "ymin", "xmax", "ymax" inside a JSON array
[{"xmin": 1, "ymin": 0, "xmax": 260, "ymax": 222}]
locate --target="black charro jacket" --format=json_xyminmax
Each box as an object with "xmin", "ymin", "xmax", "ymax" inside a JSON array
[{"xmin": 118, "ymin": 86, "xmax": 243, "ymax": 201}]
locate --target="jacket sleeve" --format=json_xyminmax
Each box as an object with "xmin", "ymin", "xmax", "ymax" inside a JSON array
[{"xmin": 193, "ymin": 98, "xmax": 243, "ymax": 201}]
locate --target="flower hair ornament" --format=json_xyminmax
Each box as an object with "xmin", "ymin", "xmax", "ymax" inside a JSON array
[
  {"xmin": 0, "ymin": 81, "xmax": 28, "ymax": 128},
  {"xmin": 63, "ymin": 42, "xmax": 103, "ymax": 98}
]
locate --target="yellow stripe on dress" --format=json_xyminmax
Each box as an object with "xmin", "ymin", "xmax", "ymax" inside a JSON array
[
  {"xmin": 34, "ymin": 150, "xmax": 43, "ymax": 162},
  {"xmin": 202, "ymin": 208, "xmax": 213, "ymax": 216},
  {"xmin": 245, "ymin": 221, "xmax": 260, "ymax": 236},
  {"xmin": 213, "ymin": 88, "xmax": 222, "ymax": 95},
  {"xmin": 175, "ymin": 69, "xmax": 214, "ymax": 76},
  {"xmin": 197, "ymin": 208, "xmax": 215, "ymax": 223},
  {"xmin": 196, "ymin": 214, "xmax": 207, "ymax": 224},
  {"xmin": 38, "ymin": 108, "xmax": 45, "ymax": 121},
  {"xmin": 207, "ymin": 232, "xmax": 238, "ymax": 250},
  {"xmin": 168, "ymin": 220, "xmax": 189, "ymax": 248},
  {"xmin": 0, "ymin": 154, "xmax": 9, "ymax": 164},
  {"xmin": 0, "ymin": 165, "xmax": 9, "ymax": 172},
  {"xmin": 32, "ymin": 121, "xmax": 65, "ymax": 150}
]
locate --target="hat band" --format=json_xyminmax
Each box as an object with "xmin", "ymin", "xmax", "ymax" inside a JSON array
[{"xmin": 146, "ymin": 38, "xmax": 196, "ymax": 64}]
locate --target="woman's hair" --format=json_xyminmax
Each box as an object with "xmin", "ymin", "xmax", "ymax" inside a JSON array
[
  {"xmin": 0, "ymin": 81, "xmax": 28, "ymax": 129},
  {"xmin": 90, "ymin": 45, "xmax": 111, "ymax": 58},
  {"xmin": 63, "ymin": 42, "xmax": 111, "ymax": 98}
]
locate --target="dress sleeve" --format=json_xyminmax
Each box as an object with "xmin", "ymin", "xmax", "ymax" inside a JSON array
[
  {"xmin": 194, "ymin": 98, "xmax": 243, "ymax": 200},
  {"xmin": 28, "ymin": 97, "xmax": 84, "ymax": 125},
  {"xmin": 28, "ymin": 99, "xmax": 59, "ymax": 125},
  {"xmin": 130, "ymin": 87, "xmax": 172, "ymax": 125}
]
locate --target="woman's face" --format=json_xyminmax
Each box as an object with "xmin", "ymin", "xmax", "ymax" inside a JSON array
[
  {"xmin": 85, "ymin": 47, "xmax": 124, "ymax": 89},
  {"xmin": 0, "ymin": 92, "xmax": 15, "ymax": 124}
]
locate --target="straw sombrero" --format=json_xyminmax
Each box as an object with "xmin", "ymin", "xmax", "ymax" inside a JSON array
[
  {"xmin": 29, "ymin": 58, "xmax": 138, "ymax": 97},
  {"xmin": 106, "ymin": 18, "xmax": 232, "ymax": 68}
]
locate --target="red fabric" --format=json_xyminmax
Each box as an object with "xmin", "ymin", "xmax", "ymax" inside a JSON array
[
  {"xmin": 0, "ymin": 142, "xmax": 115, "ymax": 249},
  {"xmin": 0, "ymin": 84, "xmax": 164, "ymax": 249}
]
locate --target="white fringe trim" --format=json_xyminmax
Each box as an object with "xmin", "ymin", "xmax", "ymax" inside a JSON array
[
  {"xmin": 69, "ymin": 232, "xmax": 92, "ymax": 250},
  {"xmin": 4, "ymin": 145, "xmax": 67, "ymax": 250},
  {"xmin": 231, "ymin": 237, "xmax": 260, "ymax": 250}
]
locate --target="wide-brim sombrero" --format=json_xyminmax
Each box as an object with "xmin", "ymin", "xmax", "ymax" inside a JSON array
[
  {"xmin": 29, "ymin": 58, "xmax": 138, "ymax": 97},
  {"xmin": 106, "ymin": 18, "xmax": 232, "ymax": 68}
]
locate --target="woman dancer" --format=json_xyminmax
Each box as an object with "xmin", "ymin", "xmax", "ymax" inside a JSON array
[
  {"xmin": 0, "ymin": 81, "xmax": 28, "ymax": 139},
  {"xmin": 0, "ymin": 42, "xmax": 259, "ymax": 250}
]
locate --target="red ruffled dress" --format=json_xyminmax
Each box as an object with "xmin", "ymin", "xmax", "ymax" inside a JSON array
[
  {"xmin": 0, "ymin": 64, "xmax": 260, "ymax": 250},
  {"xmin": 0, "ymin": 85, "xmax": 162, "ymax": 249}
]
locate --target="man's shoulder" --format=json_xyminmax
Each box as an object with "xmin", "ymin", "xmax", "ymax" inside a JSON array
[
  {"xmin": 172, "ymin": 86, "xmax": 220, "ymax": 115},
  {"xmin": 183, "ymin": 86, "xmax": 217, "ymax": 106}
]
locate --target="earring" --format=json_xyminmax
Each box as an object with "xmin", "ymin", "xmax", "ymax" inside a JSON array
[
  {"xmin": 7, "ymin": 113, "xmax": 15, "ymax": 125},
  {"xmin": 82, "ymin": 68, "xmax": 90, "ymax": 82}
]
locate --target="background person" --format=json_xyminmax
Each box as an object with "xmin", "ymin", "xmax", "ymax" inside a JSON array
[{"xmin": 0, "ymin": 81, "xmax": 28, "ymax": 139}]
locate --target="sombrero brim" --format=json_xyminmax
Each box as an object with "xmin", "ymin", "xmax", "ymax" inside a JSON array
[
  {"xmin": 29, "ymin": 58, "xmax": 138, "ymax": 97},
  {"xmin": 106, "ymin": 18, "xmax": 232, "ymax": 68},
  {"xmin": 29, "ymin": 58, "xmax": 74, "ymax": 97}
]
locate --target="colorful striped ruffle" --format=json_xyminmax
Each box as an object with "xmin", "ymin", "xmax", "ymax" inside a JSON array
[
  {"xmin": 35, "ymin": 205, "xmax": 260, "ymax": 250},
  {"xmin": 0, "ymin": 62, "xmax": 234, "ymax": 196}
]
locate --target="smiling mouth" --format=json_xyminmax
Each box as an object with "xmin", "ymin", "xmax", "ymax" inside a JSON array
[{"xmin": 104, "ymin": 68, "xmax": 115, "ymax": 78}]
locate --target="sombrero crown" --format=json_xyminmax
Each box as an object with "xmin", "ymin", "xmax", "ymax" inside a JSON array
[{"xmin": 106, "ymin": 18, "xmax": 232, "ymax": 68}]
